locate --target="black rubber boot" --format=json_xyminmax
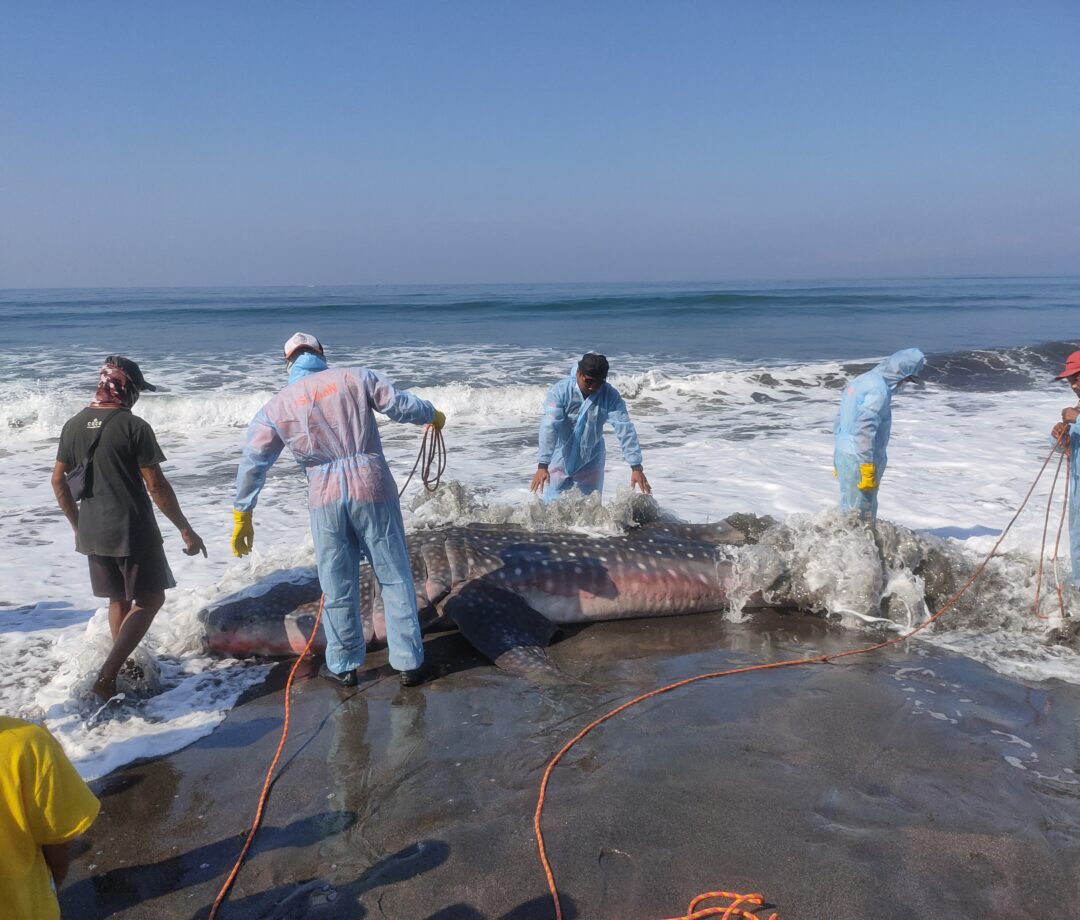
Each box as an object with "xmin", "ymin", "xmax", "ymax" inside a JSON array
[
  {"xmin": 398, "ymin": 664, "xmax": 430, "ymax": 688},
  {"xmin": 319, "ymin": 664, "xmax": 358, "ymax": 688}
]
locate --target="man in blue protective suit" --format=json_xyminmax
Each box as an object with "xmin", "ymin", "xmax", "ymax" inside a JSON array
[
  {"xmin": 833, "ymin": 347, "xmax": 926, "ymax": 519},
  {"xmin": 529, "ymin": 352, "xmax": 650, "ymax": 500},
  {"xmin": 1051, "ymin": 351, "xmax": 1080, "ymax": 586},
  {"xmin": 231, "ymin": 333, "xmax": 446, "ymax": 688}
]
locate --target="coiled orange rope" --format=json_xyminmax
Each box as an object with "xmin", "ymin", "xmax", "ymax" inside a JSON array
[
  {"xmin": 535, "ymin": 440, "xmax": 1068, "ymax": 920},
  {"xmin": 661, "ymin": 890, "xmax": 777, "ymax": 920}
]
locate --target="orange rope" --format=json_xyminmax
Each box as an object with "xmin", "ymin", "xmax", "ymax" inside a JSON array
[
  {"xmin": 535, "ymin": 441, "xmax": 1066, "ymax": 920},
  {"xmin": 660, "ymin": 890, "xmax": 778, "ymax": 920},
  {"xmin": 207, "ymin": 595, "xmax": 325, "ymax": 920}
]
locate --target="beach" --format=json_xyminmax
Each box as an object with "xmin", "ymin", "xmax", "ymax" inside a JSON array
[
  {"xmin": 59, "ymin": 611, "xmax": 1080, "ymax": 919},
  {"xmin": 2, "ymin": 280, "xmax": 1080, "ymax": 917},
  {"xmin": 6, "ymin": 3, "xmax": 1079, "ymax": 914}
]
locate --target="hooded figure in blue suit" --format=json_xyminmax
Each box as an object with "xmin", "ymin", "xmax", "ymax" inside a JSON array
[
  {"xmin": 1051, "ymin": 351, "xmax": 1080, "ymax": 586},
  {"xmin": 833, "ymin": 348, "xmax": 926, "ymax": 519},
  {"xmin": 530, "ymin": 353, "xmax": 650, "ymax": 500}
]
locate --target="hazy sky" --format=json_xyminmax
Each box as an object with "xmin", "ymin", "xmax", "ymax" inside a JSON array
[{"xmin": 2, "ymin": 1, "xmax": 1077, "ymax": 286}]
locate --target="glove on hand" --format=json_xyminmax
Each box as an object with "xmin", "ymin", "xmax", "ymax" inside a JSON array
[
  {"xmin": 431, "ymin": 409, "xmax": 446, "ymax": 430},
  {"xmin": 857, "ymin": 463, "xmax": 878, "ymax": 491},
  {"xmin": 231, "ymin": 510, "xmax": 254, "ymax": 557}
]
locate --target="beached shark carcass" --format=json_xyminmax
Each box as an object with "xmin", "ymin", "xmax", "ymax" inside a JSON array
[{"xmin": 200, "ymin": 518, "xmax": 767, "ymax": 675}]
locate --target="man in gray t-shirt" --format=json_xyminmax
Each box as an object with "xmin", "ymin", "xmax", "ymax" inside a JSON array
[{"xmin": 52, "ymin": 356, "xmax": 205, "ymax": 700}]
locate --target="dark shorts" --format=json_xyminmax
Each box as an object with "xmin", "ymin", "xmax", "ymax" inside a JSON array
[{"xmin": 88, "ymin": 545, "xmax": 176, "ymax": 600}]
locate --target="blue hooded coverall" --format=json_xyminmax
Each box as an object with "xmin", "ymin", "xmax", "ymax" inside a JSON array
[
  {"xmin": 537, "ymin": 365, "xmax": 643, "ymax": 500},
  {"xmin": 233, "ymin": 352, "xmax": 435, "ymax": 673},
  {"xmin": 1058, "ymin": 420, "xmax": 1080, "ymax": 586},
  {"xmin": 833, "ymin": 348, "xmax": 926, "ymax": 519}
]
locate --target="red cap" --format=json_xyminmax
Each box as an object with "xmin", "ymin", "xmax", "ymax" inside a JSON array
[{"xmin": 1054, "ymin": 351, "xmax": 1080, "ymax": 380}]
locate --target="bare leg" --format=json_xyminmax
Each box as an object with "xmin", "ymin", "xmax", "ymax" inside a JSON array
[
  {"xmin": 108, "ymin": 597, "xmax": 132, "ymax": 640},
  {"xmin": 93, "ymin": 591, "xmax": 165, "ymax": 699}
]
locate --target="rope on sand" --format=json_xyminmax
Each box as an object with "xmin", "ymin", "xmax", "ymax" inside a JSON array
[
  {"xmin": 208, "ymin": 595, "xmax": 325, "ymax": 920},
  {"xmin": 534, "ymin": 439, "xmax": 1069, "ymax": 920}
]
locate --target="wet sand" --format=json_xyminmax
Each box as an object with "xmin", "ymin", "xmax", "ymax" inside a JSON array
[{"xmin": 61, "ymin": 611, "xmax": 1080, "ymax": 919}]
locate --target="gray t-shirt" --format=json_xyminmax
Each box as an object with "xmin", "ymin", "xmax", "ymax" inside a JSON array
[{"xmin": 56, "ymin": 408, "xmax": 166, "ymax": 557}]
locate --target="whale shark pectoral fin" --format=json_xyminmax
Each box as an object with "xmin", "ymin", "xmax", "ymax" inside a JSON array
[
  {"xmin": 492, "ymin": 645, "xmax": 568, "ymax": 682},
  {"xmin": 441, "ymin": 581, "xmax": 560, "ymax": 678}
]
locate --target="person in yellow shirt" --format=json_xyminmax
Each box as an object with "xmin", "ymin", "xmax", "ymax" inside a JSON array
[{"xmin": 0, "ymin": 717, "xmax": 100, "ymax": 920}]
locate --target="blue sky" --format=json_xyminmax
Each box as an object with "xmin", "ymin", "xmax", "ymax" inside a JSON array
[{"xmin": 1, "ymin": 1, "xmax": 1077, "ymax": 286}]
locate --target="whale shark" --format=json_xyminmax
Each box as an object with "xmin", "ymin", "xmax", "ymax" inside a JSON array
[{"xmin": 200, "ymin": 518, "xmax": 771, "ymax": 676}]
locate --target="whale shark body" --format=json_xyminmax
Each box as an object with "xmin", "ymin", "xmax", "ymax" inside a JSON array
[{"xmin": 201, "ymin": 519, "xmax": 767, "ymax": 675}]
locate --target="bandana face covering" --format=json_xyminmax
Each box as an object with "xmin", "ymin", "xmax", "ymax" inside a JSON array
[{"xmin": 90, "ymin": 364, "xmax": 139, "ymax": 409}]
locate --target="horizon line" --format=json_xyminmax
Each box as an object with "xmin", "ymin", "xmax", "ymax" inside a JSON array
[{"xmin": 3, "ymin": 272, "xmax": 1078, "ymax": 293}]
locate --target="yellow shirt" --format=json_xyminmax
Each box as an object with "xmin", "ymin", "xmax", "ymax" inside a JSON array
[{"xmin": 0, "ymin": 717, "xmax": 100, "ymax": 920}]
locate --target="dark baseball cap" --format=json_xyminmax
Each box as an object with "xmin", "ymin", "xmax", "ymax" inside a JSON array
[
  {"xmin": 578, "ymin": 353, "xmax": 609, "ymax": 380},
  {"xmin": 105, "ymin": 355, "xmax": 157, "ymax": 391}
]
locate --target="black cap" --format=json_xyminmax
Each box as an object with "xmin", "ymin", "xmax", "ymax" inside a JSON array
[
  {"xmin": 578, "ymin": 353, "xmax": 609, "ymax": 380},
  {"xmin": 105, "ymin": 355, "xmax": 157, "ymax": 391}
]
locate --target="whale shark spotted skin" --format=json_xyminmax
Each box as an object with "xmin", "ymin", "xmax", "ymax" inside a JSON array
[{"xmin": 200, "ymin": 519, "xmax": 761, "ymax": 675}]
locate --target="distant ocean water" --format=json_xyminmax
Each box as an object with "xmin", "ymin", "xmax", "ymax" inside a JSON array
[
  {"xmin": 3, "ymin": 277, "xmax": 1079, "ymax": 369},
  {"xmin": 2, "ymin": 276, "xmax": 1079, "ymax": 778}
]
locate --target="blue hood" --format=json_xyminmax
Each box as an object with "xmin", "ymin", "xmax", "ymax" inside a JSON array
[
  {"xmin": 875, "ymin": 348, "xmax": 925, "ymax": 389},
  {"xmin": 288, "ymin": 351, "xmax": 329, "ymax": 384}
]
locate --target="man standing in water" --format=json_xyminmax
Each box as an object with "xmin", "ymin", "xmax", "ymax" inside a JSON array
[
  {"xmin": 1051, "ymin": 351, "xmax": 1080, "ymax": 585},
  {"xmin": 230, "ymin": 333, "xmax": 445, "ymax": 688},
  {"xmin": 52, "ymin": 357, "xmax": 207, "ymax": 700},
  {"xmin": 529, "ymin": 352, "xmax": 651, "ymax": 500},
  {"xmin": 833, "ymin": 347, "xmax": 926, "ymax": 519}
]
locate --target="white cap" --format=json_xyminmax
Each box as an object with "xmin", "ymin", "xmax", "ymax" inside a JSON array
[{"xmin": 283, "ymin": 332, "xmax": 324, "ymax": 362}]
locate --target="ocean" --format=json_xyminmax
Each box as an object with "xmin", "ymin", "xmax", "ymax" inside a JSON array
[{"xmin": 2, "ymin": 277, "xmax": 1079, "ymax": 780}]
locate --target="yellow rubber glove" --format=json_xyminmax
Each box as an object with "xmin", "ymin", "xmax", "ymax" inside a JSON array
[
  {"xmin": 231, "ymin": 510, "xmax": 254, "ymax": 557},
  {"xmin": 431, "ymin": 409, "xmax": 446, "ymax": 430},
  {"xmin": 857, "ymin": 463, "xmax": 878, "ymax": 491}
]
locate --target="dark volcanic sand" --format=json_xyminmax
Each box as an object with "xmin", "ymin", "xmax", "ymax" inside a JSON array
[{"xmin": 60, "ymin": 611, "xmax": 1080, "ymax": 919}]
